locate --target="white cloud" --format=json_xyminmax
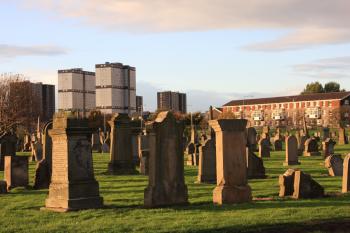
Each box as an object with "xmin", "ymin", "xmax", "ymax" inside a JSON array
[
  {"xmin": 10, "ymin": 0, "xmax": 350, "ymax": 50},
  {"xmin": 0, "ymin": 44, "xmax": 67, "ymax": 60},
  {"xmin": 293, "ymin": 56, "xmax": 350, "ymax": 79}
]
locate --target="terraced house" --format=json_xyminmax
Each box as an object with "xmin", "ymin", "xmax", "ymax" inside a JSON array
[{"xmin": 222, "ymin": 92, "xmax": 350, "ymax": 128}]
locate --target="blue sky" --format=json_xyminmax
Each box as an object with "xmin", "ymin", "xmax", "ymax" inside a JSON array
[{"xmin": 1, "ymin": 0, "xmax": 350, "ymax": 111}]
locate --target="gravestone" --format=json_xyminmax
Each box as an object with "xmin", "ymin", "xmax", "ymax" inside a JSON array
[
  {"xmin": 197, "ymin": 138, "xmax": 216, "ymax": 183},
  {"xmin": 322, "ymin": 138, "xmax": 336, "ymax": 158},
  {"xmin": 293, "ymin": 170, "xmax": 324, "ymax": 199},
  {"xmin": 4, "ymin": 156, "xmax": 29, "ymax": 190},
  {"xmin": 338, "ymin": 127, "xmax": 348, "ymax": 145},
  {"xmin": 32, "ymin": 141, "xmax": 43, "ymax": 161},
  {"xmin": 279, "ymin": 169, "xmax": 296, "ymax": 197},
  {"xmin": 247, "ymin": 127, "xmax": 258, "ymax": 152},
  {"xmin": 246, "ymin": 127, "xmax": 265, "ymax": 179},
  {"xmin": 0, "ymin": 181, "xmax": 7, "ymax": 194},
  {"xmin": 0, "ymin": 131, "xmax": 17, "ymax": 171},
  {"xmin": 258, "ymin": 137, "xmax": 270, "ymax": 158},
  {"xmin": 33, "ymin": 121, "xmax": 53, "ymax": 189},
  {"xmin": 43, "ymin": 113, "xmax": 103, "ymax": 212},
  {"xmin": 274, "ymin": 139, "xmax": 283, "ymax": 151},
  {"xmin": 209, "ymin": 119, "xmax": 252, "ymax": 204},
  {"xmin": 298, "ymin": 135, "xmax": 308, "ymax": 156},
  {"xmin": 144, "ymin": 111, "xmax": 188, "ymax": 207},
  {"xmin": 99, "ymin": 129, "xmax": 110, "ymax": 153},
  {"xmin": 304, "ymin": 138, "xmax": 321, "ymax": 156},
  {"xmin": 284, "ymin": 135, "xmax": 300, "ymax": 166},
  {"xmin": 23, "ymin": 134, "xmax": 31, "ymax": 152},
  {"xmin": 186, "ymin": 142, "xmax": 198, "ymax": 166},
  {"xmin": 138, "ymin": 134, "xmax": 149, "ymax": 175},
  {"xmin": 342, "ymin": 154, "xmax": 350, "ymax": 193},
  {"xmin": 130, "ymin": 121, "xmax": 142, "ymax": 164},
  {"xmin": 323, "ymin": 127, "xmax": 330, "ymax": 141},
  {"xmin": 91, "ymin": 132, "xmax": 101, "ymax": 153},
  {"xmin": 325, "ymin": 154, "xmax": 343, "ymax": 177},
  {"xmin": 108, "ymin": 114, "xmax": 137, "ymax": 174}
]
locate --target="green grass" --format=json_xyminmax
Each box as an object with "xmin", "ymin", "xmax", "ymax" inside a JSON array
[{"xmin": 1, "ymin": 145, "xmax": 350, "ymax": 233}]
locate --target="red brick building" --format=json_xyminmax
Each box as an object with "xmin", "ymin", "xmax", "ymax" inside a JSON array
[{"xmin": 222, "ymin": 92, "xmax": 350, "ymax": 128}]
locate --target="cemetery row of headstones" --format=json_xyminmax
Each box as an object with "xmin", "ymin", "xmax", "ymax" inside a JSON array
[{"xmin": 1, "ymin": 111, "xmax": 350, "ymax": 211}]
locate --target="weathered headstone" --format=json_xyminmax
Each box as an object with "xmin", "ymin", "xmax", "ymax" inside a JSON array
[
  {"xmin": 186, "ymin": 142, "xmax": 198, "ymax": 166},
  {"xmin": 293, "ymin": 170, "xmax": 324, "ymax": 199},
  {"xmin": 197, "ymin": 138, "xmax": 216, "ymax": 183},
  {"xmin": 33, "ymin": 121, "xmax": 53, "ymax": 189},
  {"xmin": 130, "ymin": 121, "xmax": 142, "ymax": 164},
  {"xmin": 325, "ymin": 154, "xmax": 343, "ymax": 177},
  {"xmin": 322, "ymin": 127, "xmax": 330, "ymax": 141},
  {"xmin": 4, "ymin": 156, "xmax": 29, "ymax": 190},
  {"xmin": 0, "ymin": 181, "xmax": 7, "ymax": 194},
  {"xmin": 43, "ymin": 113, "xmax": 103, "ymax": 212},
  {"xmin": 279, "ymin": 169, "xmax": 296, "ymax": 197},
  {"xmin": 304, "ymin": 138, "xmax": 321, "ymax": 156},
  {"xmin": 91, "ymin": 132, "xmax": 101, "ymax": 153},
  {"xmin": 342, "ymin": 154, "xmax": 350, "ymax": 193},
  {"xmin": 322, "ymin": 138, "xmax": 336, "ymax": 158},
  {"xmin": 246, "ymin": 127, "xmax": 265, "ymax": 179},
  {"xmin": 144, "ymin": 111, "xmax": 188, "ymax": 207},
  {"xmin": 0, "ymin": 130, "xmax": 17, "ymax": 171},
  {"xmin": 138, "ymin": 134, "xmax": 149, "ymax": 175},
  {"xmin": 298, "ymin": 135, "xmax": 308, "ymax": 156},
  {"xmin": 284, "ymin": 135, "xmax": 300, "ymax": 166},
  {"xmin": 108, "ymin": 114, "xmax": 137, "ymax": 174},
  {"xmin": 338, "ymin": 127, "xmax": 348, "ymax": 145},
  {"xmin": 258, "ymin": 137, "xmax": 270, "ymax": 158},
  {"xmin": 209, "ymin": 119, "xmax": 252, "ymax": 204},
  {"xmin": 274, "ymin": 139, "xmax": 283, "ymax": 151}
]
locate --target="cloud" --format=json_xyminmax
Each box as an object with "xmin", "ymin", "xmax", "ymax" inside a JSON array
[
  {"xmin": 10, "ymin": 0, "xmax": 350, "ymax": 50},
  {"xmin": 292, "ymin": 56, "xmax": 350, "ymax": 79},
  {"xmin": 0, "ymin": 44, "xmax": 67, "ymax": 60},
  {"xmin": 244, "ymin": 28, "xmax": 350, "ymax": 51}
]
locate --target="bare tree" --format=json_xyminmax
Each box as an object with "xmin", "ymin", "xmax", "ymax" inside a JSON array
[{"xmin": 0, "ymin": 73, "xmax": 41, "ymax": 132}]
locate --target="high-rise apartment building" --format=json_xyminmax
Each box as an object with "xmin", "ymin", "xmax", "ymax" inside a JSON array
[
  {"xmin": 157, "ymin": 91, "xmax": 187, "ymax": 113},
  {"xmin": 58, "ymin": 68, "xmax": 95, "ymax": 116},
  {"xmin": 136, "ymin": 95, "xmax": 143, "ymax": 114},
  {"xmin": 95, "ymin": 62, "xmax": 136, "ymax": 115}
]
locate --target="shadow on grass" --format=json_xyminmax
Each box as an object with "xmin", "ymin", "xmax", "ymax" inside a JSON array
[{"xmin": 184, "ymin": 218, "xmax": 350, "ymax": 233}]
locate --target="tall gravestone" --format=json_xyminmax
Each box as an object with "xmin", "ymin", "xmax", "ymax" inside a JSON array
[
  {"xmin": 322, "ymin": 138, "xmax": 336, "ymax": 158},
  {"xmin": 338, "ymin": 127, "xmax": 347, "ymax": 145},
  {"xmin": 144, "ymin": 111, "xmax": 188, "ymax": 207},
  {"xmin": 33, "ymin": 121, "xmax": 53, "ymax": 189},
  {"xmin": 4, "ymin": 156, "xmax": 29, "ymax": 190},
  {"xmin": 197, "ymin": 137, "xmax": 216, "ymax": 183},
  {"xmin": 342, "ymin": 154, "xmax": 350, "ymax": 193},
  {"xmin": 138, "ymin": 134, "xmax": 150, "ymax": 175},
  {"xmin": 209, "ymin": 119, "xmax": 252, "ymax": 205},
  {"xmin": 322, "ymin": 127, "xmax": 330, "ymax": 141},
  {"xmin": 258, "ymin": 137, "xmax": 270, "ymax": 158},
  {"xmin": 43, "ymin": 114, "xmax": 103, "ymax": 212},
  {"xmin": 298, "ymin": 135, "xmax": 308, "ymax": 156},
  {"xmin": 108, "ymin": 114, "xmax": 137, "ymax": 174},
  {"xmin": 246, "ymin": 127, "xmax": 265, "ymax": 179},
  {"xmin": 284, "ymin": 135, "xmax": 300, "ymax": 166},
  {"xmin": 130, "ymin": 121, "xmax": 142, "ymax": 164}
]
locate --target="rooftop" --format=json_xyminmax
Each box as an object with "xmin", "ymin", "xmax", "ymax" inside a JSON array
[{"xmin": 223, "ymin": 91, "xmax": 350, "ymax": 107}]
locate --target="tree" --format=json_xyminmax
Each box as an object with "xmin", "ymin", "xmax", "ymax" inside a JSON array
[
  {"xmin": 324, "ymin": 81, "xmax": 346, "ymax": 93},
  {"xmin": 301, "ymin": 82, "xmax": 324, "ymax": 95},
  {"xmin": 0, "ymin": 73, "xmax": 41, "ymax": 132}
]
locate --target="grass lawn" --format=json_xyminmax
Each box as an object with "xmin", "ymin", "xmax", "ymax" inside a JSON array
[{"xmin": 1, "ymin": 144, "xmax": 350, "ymax": 233}]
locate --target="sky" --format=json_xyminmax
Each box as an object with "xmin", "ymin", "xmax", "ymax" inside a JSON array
[{"xmin": 1, "ymin": 0, "xmax": 350, "ymax": 112}]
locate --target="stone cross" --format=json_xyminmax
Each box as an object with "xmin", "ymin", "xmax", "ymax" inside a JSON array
[{"xmin": 209, "ymin": 119, "xmax": 252, "ymax": 205}]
